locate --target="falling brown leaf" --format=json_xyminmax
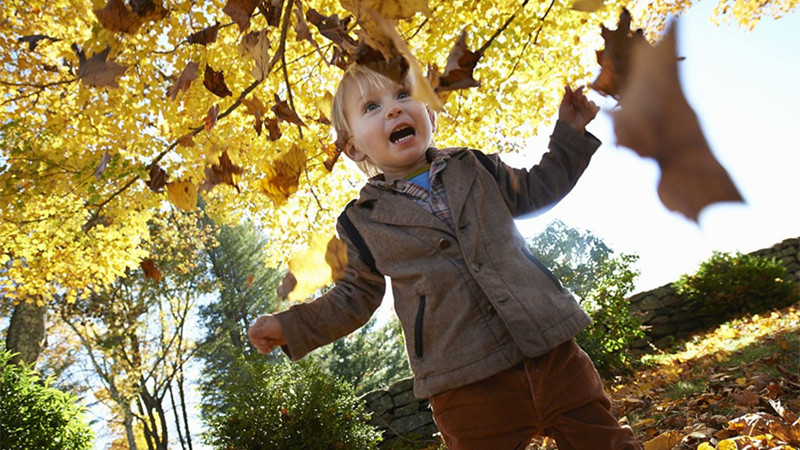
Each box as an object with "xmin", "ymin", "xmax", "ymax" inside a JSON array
[
  {"xmin": 242, "ymin": 94, "xmax": 267, "ymax": 135},
  {"xmin": 203, "ymin": 64, "xmax": 232, "ymax": 98},
  {"xmin": 223, "ymin": 0, "xmax": 260, "ymax": 32},
  {"xmin": 75, "ymin": 46, "xmax": 128, "ymax": 88},
  {"xmin": 354, "ymin": 42, "xmax": 409, "ymax": 86},
  {"xmin": 147, "ymin": 164, "xmax": 168, "ymax": 192},
  {"xmin": 276, "ymin": 272, "xmax": 297, "ymax": 299},
  {"xmin": 246, "ymin": 274, "xmax": 255, "ymax": 288},
  {"xmin": 341, "ymin": 0, "xmax": 430, "ymax": 62},
  {"xmin": 18, "ymin": 34, "xmax": 59, "ymax": 51},
  {"xmin": 613, "ymin": 22, "xmax": 743, "ymax": 221},
  {"xmin": 265, "ymin": 117, "xmax": 282, "ymax": 141},
  {"xmin": 238, "ymin": 29, "xmax": 271, "ymax": 80},
  {"xmin": 166, "ymin": 61, "xmax": 199, "ymax": 100},
  {"xmin": 591, "ymin": 8, "xmax": 648, "ymax": 98},
  {"xmin": 199, "ymin": 150, "xmax": 244, "ymax": 193},
  {"xmin": 306, "ymin": 9, "xmax": 357, "ymax": 52},
  {"xmin": 294, "ymin": 7, "xmax": 313, "ymax": 42},
  {"xmin": 272, "ymin": 94, "xmax": 306, "ymax": 127},
  {"xmin": 129, "ymin": 0, "xmax": 167, "ymax": 20},
  {"xmin": 322, "ymin": 142, "xmax": 341, "ymax": 172},
  {"xmin": 93, "ymin": 149, "xmax": 111, "ymax": 181},
  {"xmin": 259, "ymin": 145, "xmax": 306, "ymax": 206},
  {"xmin": 204, "ymin": 104, "xmax": 220, "ymax": 132},
  {"xmin": 437, "ymin": 30, "xmax": 482, "ymax": 92},
  {"xmin": 188, "ymin": 23, "xmax": 220, "ymax": 46},
  {"xmin": 259, "ymin": 0, "xmax": 282, "ymax": 27},
  {"xmin": 94, "ymin": 0, "xmax": 142, "ymax": 33},
  {"xmin": 177, "ymin": 133, "xmax": 196, "ymax": 148},
  {"xmin": 373, "ymin": 11, "xmax": 442, "ymax": 110},
  {"xmin": 141, "ymin": 258, "xmax": 163, "ymax": 282}
]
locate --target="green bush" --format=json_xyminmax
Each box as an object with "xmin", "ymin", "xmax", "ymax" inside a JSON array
[
  {"xmin": 201, "ymin": 355, "xmax": 382, "ymax": 450},
  {"xmin": 673, "ymin": 251, "xmax": 798, "ymax": 318},
  {"xmin": 575, "ymin": 254, "xmax": 644, "ymax": 375},
  {"xmin": 0, "ymin": 346, "xmax": 94, "ymax": 450}
]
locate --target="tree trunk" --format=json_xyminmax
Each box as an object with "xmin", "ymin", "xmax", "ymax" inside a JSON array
[{"xmin": 5, "ymin": 300, "xmax": 46, "ymax": 365}]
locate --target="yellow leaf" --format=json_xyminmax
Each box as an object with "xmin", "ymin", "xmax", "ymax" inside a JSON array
[
  {"xmin": 166, "ymin": 180, "xmax": 197, "ymax": 212},
  {"xmin": 643, "ymin": 431, "xmax": 681, "ymax": 450},
  {"xmin": 696, "ymin": 443, "xmax": 715, "ymax": 450},
  {"xmin": 259, "ymin": 145, "xmax": 306, "ymax": 207},
  {"xmin": 287, "ymin": 234, "xmax": 346, "ymax": 302},
  {"xmin": 341, "ymin": 0, "xmax": 430, "ymax": 21}
]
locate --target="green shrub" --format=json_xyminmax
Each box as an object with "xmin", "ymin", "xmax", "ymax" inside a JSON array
[
  {"xmin": 673, "ymin": 251, "xmax": 798, "ymax": 318},
  {"xmin": 575, "ymin": 254, "xmax": 644, "ymax": 375},
  {"xmin": 0, "ymin": 346, "xmax": 94, "ymax": 450},
  {"xmin": 201, "ymin": 354, "xmax": 382, "ymax": 450}
]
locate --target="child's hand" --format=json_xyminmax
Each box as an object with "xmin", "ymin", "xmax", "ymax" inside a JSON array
[
  {"xmin": 247, "ymin": 314, "xmax": 287, "ymax": 355},
  {"xmin": 558, "ymin": 86, "xmax": 600, "ymax": 134}
]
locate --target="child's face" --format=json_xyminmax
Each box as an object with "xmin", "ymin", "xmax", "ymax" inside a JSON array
[{"xmin": 342, "ymin": 76, "xmax": 434, "ymax": 181}]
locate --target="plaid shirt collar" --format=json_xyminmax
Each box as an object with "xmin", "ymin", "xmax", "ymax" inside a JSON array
[
  {"xmin": 368, "ymin": 148, "xmax": 454, "ymax": 230},
  {"xmin": 367, "ymin": 148, "xmax": 450, "ymax": 192}
]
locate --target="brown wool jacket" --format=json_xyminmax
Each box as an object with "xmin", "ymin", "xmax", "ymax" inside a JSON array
[{"xmin": 274, "ymin": 120, "xmax": 601, "ymax": 398}]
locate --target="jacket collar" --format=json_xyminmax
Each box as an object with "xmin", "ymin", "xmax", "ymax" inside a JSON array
[{"xmin": 355, "ymin": 148, "xmax": 478, "ymax": 235}]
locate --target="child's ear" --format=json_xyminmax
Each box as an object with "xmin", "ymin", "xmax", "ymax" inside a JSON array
[
  {"xmin": 427, "ymin": 108, "xmax": 437, "ymax": 134},
  {"xmin": 343, "ymin": 142, "xmax": 367, "ymax": 162}
]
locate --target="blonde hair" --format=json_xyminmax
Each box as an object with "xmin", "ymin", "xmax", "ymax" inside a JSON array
[{"xmin": 331, "ymin": 64, "xmax": 417, "ymax": 177}]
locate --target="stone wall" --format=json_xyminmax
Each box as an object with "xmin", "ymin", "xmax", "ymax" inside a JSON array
[
  {"xmin": 627, "ymin": 237, "xmax": 799, "ymax": 352},
  {"xmin": 362, "ymin": 237, "xmax": 800, "ymax": 443},
  {"xmin": 361, "ymin": 377, "xmax": 438, "ymax": 447}
]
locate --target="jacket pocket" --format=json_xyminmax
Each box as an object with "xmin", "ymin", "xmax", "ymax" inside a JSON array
[
  {"xmin": 522, "ymin": 247, "xmax": 563, "ymax": 291},
  {"xmin": 414, "ymin": 296, "xmax": 426, "ymax": 358}
]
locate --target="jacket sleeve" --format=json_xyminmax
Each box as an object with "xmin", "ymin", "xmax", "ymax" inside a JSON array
[
  {"xmin": 272, "ymin": 219, "xmax": 386, "ymax": 361},
  {"xmin": 483, "ymin": 120, "xmax": 601, "ymax": 217}
]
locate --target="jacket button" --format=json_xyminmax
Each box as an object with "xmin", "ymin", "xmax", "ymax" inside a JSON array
[
  {"xmin": 438, "ymin": 239, "xmax": 451, "ymax": 249},
  {"xmin": 470, "ymin": 262, "xmax": 482, "ymax": 272}
]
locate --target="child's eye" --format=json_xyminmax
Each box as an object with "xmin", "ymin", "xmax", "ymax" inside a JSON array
[
  {"xmin": 364, "ymin": 102, "xmax": 379, "ymax": 113},
  {"xmin": 397, "ymin": 90, "xmax": 410, "ymax": 100}
]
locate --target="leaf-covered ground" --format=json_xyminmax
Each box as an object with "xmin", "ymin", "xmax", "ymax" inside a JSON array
[{"xmin": 530, "ymin": 301, "xmax": 800, "ymax": 450}]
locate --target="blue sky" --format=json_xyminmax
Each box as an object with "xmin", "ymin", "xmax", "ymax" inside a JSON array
[{"xmin": 513, "ymin": 2, "xmax": 800, "ymax": 291}]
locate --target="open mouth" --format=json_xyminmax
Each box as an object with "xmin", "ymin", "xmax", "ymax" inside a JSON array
[{"xmin": 389, "ymin": 126, "xmax": 415, "ymax": 144}]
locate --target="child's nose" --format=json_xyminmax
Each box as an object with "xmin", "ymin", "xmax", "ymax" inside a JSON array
[{"xmin": 385, "ymin": 103, "xmax": 403, "ymax": 118}]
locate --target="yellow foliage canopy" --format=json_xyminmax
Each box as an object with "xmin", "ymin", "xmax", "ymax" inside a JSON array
[{"xmin": 0, "ymin": 0, "xmax": 794, "ymax": 302}]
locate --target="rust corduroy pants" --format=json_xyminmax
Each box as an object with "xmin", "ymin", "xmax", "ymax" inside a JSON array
[{"xmin": 428, "ymin": 340, "xmax": 642, "ymax": 450}]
